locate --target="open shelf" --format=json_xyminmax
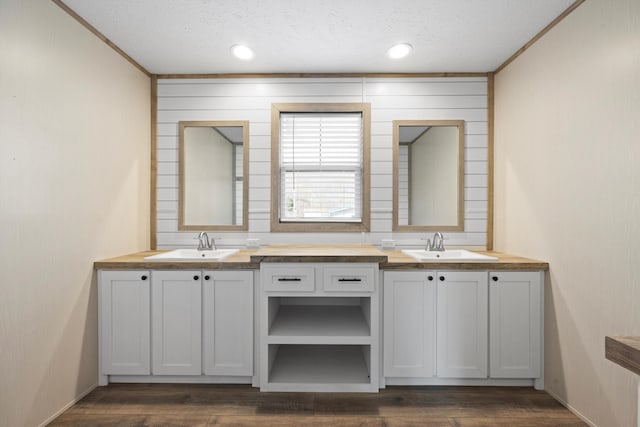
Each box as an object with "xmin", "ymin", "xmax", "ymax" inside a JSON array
[
  {"xmin": 268, "ymin": 345, "xmax": 371, "ymax": 385},
  {"xmin": 259, "ymin": 266, "xmax": 379, "ymax": 392},
  {"xmin": 269, "ymin": 305, "xmax": 370, "ymax": 343}
]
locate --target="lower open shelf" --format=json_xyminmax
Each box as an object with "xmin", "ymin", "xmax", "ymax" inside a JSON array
[{"xmin": 265, "ymin": 344, "xmax": 375, "ymax": 392}]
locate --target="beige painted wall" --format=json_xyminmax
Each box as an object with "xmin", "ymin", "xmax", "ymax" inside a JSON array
[
  {"xmin": 494, "ymin": 0, "xmax": 640, "ymax": 426},
  {"xmin": 0, "ymin": 1, "xmax": 150, "ymax": 426}
]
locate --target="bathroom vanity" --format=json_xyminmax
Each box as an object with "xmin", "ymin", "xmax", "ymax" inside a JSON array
[{"xmin": 94, "ymin": 245, "xmax": 548, "ymax": 391}]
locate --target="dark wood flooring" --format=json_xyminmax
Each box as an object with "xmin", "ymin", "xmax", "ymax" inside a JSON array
[{"xmin": 49, "ymin": 384, "xmax": 587, "ymax": 426}]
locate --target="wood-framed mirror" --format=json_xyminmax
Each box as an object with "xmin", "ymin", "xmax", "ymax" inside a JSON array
[
  {"xmin": 392, "ymin": 120, "xmax": 464, "ymax": 232},
  {"xmin": 178, "ymin": 120, "xmax": 249, "ymax": 231}
]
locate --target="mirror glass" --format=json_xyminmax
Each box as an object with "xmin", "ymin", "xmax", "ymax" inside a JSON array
[
  {"xmin": 179, "ymin": 121, "xmax": 249, "ymax": 231},
  {"xmin": 393, "ymin": 120, "xmax": 464, "ymax": 231}
]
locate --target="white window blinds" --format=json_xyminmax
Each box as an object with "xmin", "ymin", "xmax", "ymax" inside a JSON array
[{"xmin": 279, "ymin": 112, "xmax": 363, "ymax": 222}]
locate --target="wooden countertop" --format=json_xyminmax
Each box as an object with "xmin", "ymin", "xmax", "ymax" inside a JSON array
[
  {"xmin": 95, "ymin": 245, "xmax": 548, "ymax": 271},
  {"xmin": 382, "ymin": 250, "xmax": 549, "ymax": 271},
  {"xmin": 94, "ymin": 249, "xmax": 261, "ymax": 270},
  {"xmin": 249, "ymin": 244, "xmax": 388, "ymax": 263},
  {"xmin": 606, "ymin": 336, "xmax": 640, "ymax": 376}
]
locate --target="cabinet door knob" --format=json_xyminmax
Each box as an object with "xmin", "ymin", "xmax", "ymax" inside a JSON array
[
  {"xmin": 141, "ymin": 275, "xmax": 148, "ymax": 281},
  {"xmin": 439, "ymin": 276, "xmax": 445, "ymax": 281},
  {"xmin": 193, "ymin": 275, "xmax": 199, "ymax": 281},
  {"xmin": 492, "ymin": 276, "xmax": 499, "ymax": 282},
  {"xmin": 427, "ymin": 275, "xmax": 434, "ymax": 281},
  {"xmin": 204, "ymin": 275, "xmax": 210, "ymax": 281}
]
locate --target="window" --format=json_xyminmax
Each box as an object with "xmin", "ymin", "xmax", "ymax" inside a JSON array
[
  {"xmin": 280, "ymin": 113, "xmax": 361, "ymax": 221},
  {"xmin": 271, "ymin": 103, "xmax": 370, "ymax": 232}
]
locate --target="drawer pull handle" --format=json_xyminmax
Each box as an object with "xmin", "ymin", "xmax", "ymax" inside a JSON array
[
  {"xmin": 338, "ymin": 278, "xmax": 362, "ymax": 282},
  {"xmin": 277, "ymin": 277, "xmax": 302, "ymax": 282}
]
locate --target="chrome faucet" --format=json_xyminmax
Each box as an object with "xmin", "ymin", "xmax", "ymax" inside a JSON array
[
  {"xmin": 424, "ymin": 232, "xmax": 445, "ymax": 252},
  {"xmin": 431, "ymin": 232, "xmax": 445, "ymax": 251},
  {"xmin": 196, "ymin": 232, "xmax": 216, "ymax": 251}
]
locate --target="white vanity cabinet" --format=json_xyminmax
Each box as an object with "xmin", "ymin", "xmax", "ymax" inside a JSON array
[
  {"xmin": 436, "ymin": 271, "xmax": 489, "ymax": 378},
  {"xmin": 382, "ymin": 269, "xmax": 543, "ymax": 387},
  {"xmin": 260, "ymin": 263, "xmax": 379, "ymax": 392},
  {"xmin": 383, "ymin": 270, "xmax": 488, "ymax": 379},
  {"xmin": 489, "ymin": 271, "xmax": 543, "ymax": 380},
  {"xmin": 203, "ymin": 270, "xmax": 253, "ymax": 376},
  {"xmin": 98, "ymin": 270, "xmax": 151, "ymax": 377},
  {"xmin": 97, "ymin": 249, "xmax": 545, "ymax": 391},
  {"xmin": 383, "ymin": 271, "xmax": 436, "ymax": 378},
  {"xmin": 98, "ymin": 268, "xmax": 254, "ymax": 384},
  {"xmin": 153, "ymin": 270, "xmax": 254, "ymax": 377},
  {"xmin": 383, "ymin": 270, "xmax": 490, "ymax": 379},
  {"xmin": 151, "ymin": 271, "xmax": 202, "ymax": 375}
]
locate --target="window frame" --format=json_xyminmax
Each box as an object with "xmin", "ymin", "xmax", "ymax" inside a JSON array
[{"xmin": 270, "ymin": 103, "xmax": 371, "ymax": 232}]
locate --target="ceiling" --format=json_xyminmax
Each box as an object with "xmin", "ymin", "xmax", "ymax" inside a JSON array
[{"xmin": 60, "ymin": 0, "xmax": 577, "ymax": 75}]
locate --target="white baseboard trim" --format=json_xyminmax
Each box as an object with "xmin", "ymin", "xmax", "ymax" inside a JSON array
[
  {"xmin": 384, "ymin": 378, "xmax": 534, "ymax": 387},
  {"xmin": 108, "ymin": 375, "xmax": 253, "ymax": 384},
  {"xmin": 38, "ymin": 382, "xmax": 98, "ymax": 427},
  {"xmin": 545, "ymin": 388, "xmax": 597, "ymax": 427}
]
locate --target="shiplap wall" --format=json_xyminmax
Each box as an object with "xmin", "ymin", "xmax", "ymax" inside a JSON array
[{"xmin": 156, "ymin": 77, "xmax": 488, "ymax": 249}]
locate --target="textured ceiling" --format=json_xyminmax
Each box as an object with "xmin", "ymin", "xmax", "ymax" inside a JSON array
[{"xmin": 61, "ymin": 0, "xmax": 576, "ymax": 75}]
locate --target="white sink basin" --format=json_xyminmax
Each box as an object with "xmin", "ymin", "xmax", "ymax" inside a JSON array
[
  {"xmin": 402, "ymin": 249, "xmax": 498, "ymax": 262},
  {"xmin": 144, "ymin": 248, "xmax": 239, "ymax": 261}
]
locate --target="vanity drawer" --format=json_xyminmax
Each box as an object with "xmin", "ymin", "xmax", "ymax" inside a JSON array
[
  {"xmin": 323, "ymin": 266, "xmax": 375, "ymax": 292},
  {"xmin": 262, "ymin": 266, "xmax": 315, "ymax": 292}
]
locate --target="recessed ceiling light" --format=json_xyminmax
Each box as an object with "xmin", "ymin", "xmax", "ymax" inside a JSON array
[
  {"xmin": 387, "ymin": 43, "xmax": 413, "ymax": 59},
  {"xmin": 231, "ymin": 44, "xmax": 254, "ymax": 60}
]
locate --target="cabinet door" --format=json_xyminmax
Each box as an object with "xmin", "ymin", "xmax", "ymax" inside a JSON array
[
  {"xmin": 436, "ymin": 271, "xmax": 488, "ymax": 378},
  {"xmin": 99, "ymin": 270, "xmax": 150, "ymax": 375},
  {"xmin": 383, "ymin": 271, "xmax": 436, "ymax": 378},
  {"xmin": 152, "ymin": 271, "xmax": 202, "ymax": 375},
  {"xmin": 203, "ymin": 271, "xmax": 254, "ymax": 376},
  {"xmin": 489, "ymin": 271, "xmax": 542, "ymax": 378}
]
